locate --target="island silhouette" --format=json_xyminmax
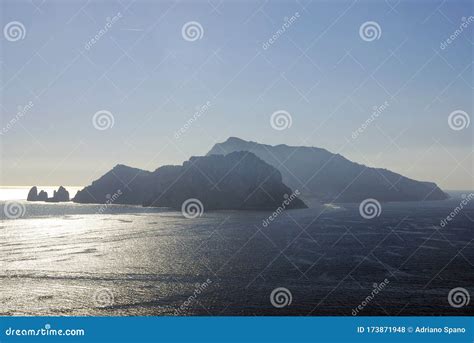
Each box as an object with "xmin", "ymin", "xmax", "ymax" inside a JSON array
[{"xmin": 27, "ymin": 137, "xmax": 448, "ymax": 210}]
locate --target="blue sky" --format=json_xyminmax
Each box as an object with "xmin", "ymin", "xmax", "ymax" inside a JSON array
[{"xmin": 1, "ymin": 0, "xmax": 472, "ymax": 190}]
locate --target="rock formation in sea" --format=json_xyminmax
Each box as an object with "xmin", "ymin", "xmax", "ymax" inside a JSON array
[
  {"xmin": 73, "ymin": 152, "xmax": 307, "ymax": 211},
  {"xmin": 207, "ymin": 137, "xmax": 449, "ymax": 203},
  {"xmin": 27, "ymin": 186, "xmax": 38, "ymax": 201},
  {"xmin": 46, "ymin": 186, "xmax": 70, "ymax": 202},
  {"xmin": 26, "ymin": 186, "xmax": 70, "ymax": 202},
  {"xmin": 37, "ymin": 190, "xmax": 48, "ymax": 201}
]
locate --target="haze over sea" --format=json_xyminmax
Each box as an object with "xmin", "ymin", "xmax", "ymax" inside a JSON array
[{"xmin": 1, "ymin": 187, "xmax": 472, "ymax": 316}]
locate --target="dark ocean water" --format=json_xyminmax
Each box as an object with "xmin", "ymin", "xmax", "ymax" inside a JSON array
[{"xmin": 1, "ymin": 192, "xmax": 473, "ymax": 316}]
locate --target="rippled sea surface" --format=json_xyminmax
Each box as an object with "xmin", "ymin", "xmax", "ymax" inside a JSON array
[{"xmin": 1, "ymin": 193, "xmax": 473, "ymax": 316}]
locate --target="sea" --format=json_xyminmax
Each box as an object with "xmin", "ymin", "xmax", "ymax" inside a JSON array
[{"xmin": 1, "ymin": 187, "xmax": 473, "ymax": 316}]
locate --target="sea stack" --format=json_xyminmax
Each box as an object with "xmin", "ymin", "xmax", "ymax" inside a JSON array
[
  {"xmin": 46, "ymin": 186, "xmax": 70, "ymax": 202},
  {"xmin": 38, "ymin": 190, "xmax": 48, "ymax": 201},
  {"xmin": 27, "ymin": 186, "xmax": 70, "ymax": 202},
  {"xmin": 27, "ymin": 186, "xmax": 38, "ymax": 201}
]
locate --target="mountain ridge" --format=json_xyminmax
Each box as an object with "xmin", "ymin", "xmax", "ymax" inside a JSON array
[{"xmin": 207, "ymin": 137, "xmax": 448, "ymax": 203}]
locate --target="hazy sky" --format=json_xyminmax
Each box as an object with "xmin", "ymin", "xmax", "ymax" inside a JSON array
[{"xmin": 1, "ymin": 0, "xmax": 472, "ymax": 190}]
